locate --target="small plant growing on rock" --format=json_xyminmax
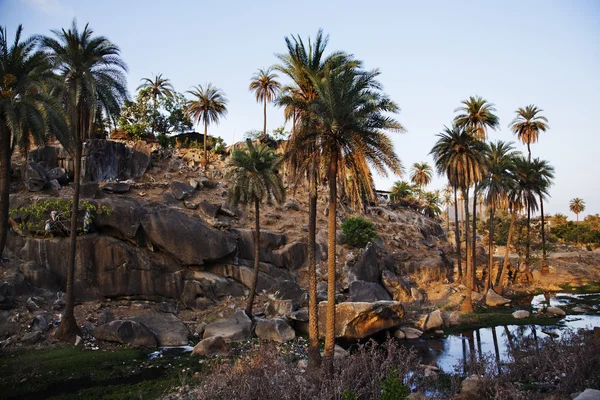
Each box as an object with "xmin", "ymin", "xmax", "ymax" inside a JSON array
[
  {"xmin": 342, "ymin": 216, "xmax": 378, "ymax": 248},
  {"xmin": 380, "ymin": 370, "xmax": 410, "ymax": 400}
]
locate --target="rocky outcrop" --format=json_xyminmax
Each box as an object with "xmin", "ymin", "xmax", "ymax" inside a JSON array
[
  {"xmin": 255, "ymin": 318, "xmax": 296, "ymax": 342},
  {"xmin": 418, "ymin": 309, "xmax": 443, "ymax": 331},
  {"xmin": 318, "ymin": 301, "xmax": 405, "ymax": 340},
  {"xmin": 381, "ymin": 270, "xmax": 412, "ymax": 302},
  {"xmin": 94, "ymin": 320, "xmax": 157, "ymax": 348},
  {"xmin": 82, "ymin": 139, "xmax": 150, "ymax": 183},
  {"xmin": 234, "ymin": 228, "xmax": 287, "ymax": 266},
  {"xmin": 203, "ymin": 310, "xmax": 252, "ymax": 342},
  {"xmin": 347, "ymin": 244, "xmax": 380, "ymax": 284},
  {"xmin": 348, "ymin": 281, "xmax": 392, "ymax": 302},
  {"xmin": 130, "ymin": 311, "xmax": 190, "ymax": 346},
  {"xmin": 22, "ymin": 161, "xmax": 49, "ymax": 192}
]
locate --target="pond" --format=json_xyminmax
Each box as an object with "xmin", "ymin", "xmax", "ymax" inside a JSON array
[{"xmin": 402, "ymin": 293, "xmax": 600, "ymax": 373}]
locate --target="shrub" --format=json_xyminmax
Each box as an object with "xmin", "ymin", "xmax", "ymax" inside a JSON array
[
  {"xmin": 380, "ymin": 370, "xmax": 410, "ymax": 399},
  {"xmin": 157, "ymin": 133, "xmax": 173, "ymax": 148},
  {"xmin": 342, "ymin": 216, "xmax": 378, "ymax": 248}
]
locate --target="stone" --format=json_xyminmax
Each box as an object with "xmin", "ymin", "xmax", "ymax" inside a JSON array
[
  {"xmin": 418, "ymin": 309, "xmax": 443, "ymax": 331},
  {"xmin": 199, "ymin": 176, "xmax": 217, "ymax": 189},
  {"xmin": 31, "ymin": 314, "xmax": 50, "ymax": 333},
  {"xmin": 458, "ymin": 375, "xmax": 486, "ymax": 400},
  {"xmin": 272, "ymin": 242, "xmax": 308, "ymax": 270},
  {"xmin": 401, "ymin": 327, "xmax": 423, "ymax": 339},
  {"xmin": 101, "ymin": 182, "xmax": 130, "ymax": 194},
  {"xmin": 512, "ymin": 310, "xmax": 530, "ymax": 319},
  {"xmin": 80, "ymin": 182, "xmax": 100, "ymax": 199},
  {"xmin": 381, "ymin": 270, "xmax": 412, "ymax": 302},
  {"xmin": 207, "ymin": 264, "xmax": 277, "ymax": 294},
  {"xmin": 184, "ymin": 201, "xmax": 198, "ymax": 210},
  {"xmin": 74, "ymin": 335, "xmax": 83, "ymax": 346},
  {"xmin": 393, "ymin": 329, "xmax": 406, "ymax": 339},
  {"xmin": 189, "ymin": 179, "xmax": 200, "ymax": 189},
  {"xmin": 21, "ymin": 331, "xmax": 42, "ymax": 344},
  {"xmin": 572, "ymin": 307, "xmax": 586, "ymax": 313},
  {"xmin": 333, "ymin": 344, "xmax": 348, "ymax": 360},
  {"xmin": 282, "ymin": 202, "xmax": 300, "ymax": 211},
  {"xmin": 348, "ymin": 280, "xmax": 392, "ymax": 302},
  {"xmin": 22, "ymin": 161, "xmax": 48, "ymax": 191},
  {"xmin": 318, "ymin": 301, "xmax": 405, "ymax": 340},
  {"xmin": 192, "ymin": 336, "xmax": 229, "ymax": 357},
  {"xmin": 130, "ymin": 311, "xmax": 190, "ymax": 346},
  {"xmin": 94, "ymin": 320, "xmax": 157, "ymax": 348},
  {"xmin": 268, "ymin": 280, "xmax": 307, "ymax": 306},
  {"xmin": 485, "ymin": 289, "xmax": 511, "ymax": 307},
  {"xmin": 48, "ymin": 179, "xmax": 61, "ymax": 191},
  {"xmin": 48, "ymin": 167, "xmax": 69, "ymax": 185},
  {"xmin": 170, "ymin": 181, "xmax": 195, "ymax": 200},
  {"xmin": 547, "ymin": 306, "xmax": 566, "ymax": 316},
  {"xmin": 233, "ymin": 228, "xmax": 286, "ymax": 266},
  {"xmin": 265, "ymin": 299, "xmax": 295, "ymax": 318},
  {"xmin": 347, "ymin": 244, "xmax": 379, "ymax": 284},
  {"xmin": 81, "ymin": 321, "xmax": 95, "ymax": 336},
  {"xmin": 179, "ymin": 272, "xmax": 245, "ymax": 309},
  {"xmin": 98, "ymin": 309, "xmax": 114, "ymax": 325},
  {"xmin": 411, "ymin": 287, "xmax": 426, "ymax": 303},
  {"xmin": 407, "ymin": 392, "xmax": 427, "ymax": 400},
  {"xmin": 83, "ymin": 139, "xmax": 150, "ymax": 182},
  {"xmin": 195, "ymin": 322, "xmax": 207, "ymax": 336},
  {"xmin": 573, "ymin": 389, "xmax": 600, "ymax": 400},
  {"xmin": 198, "ymin": 201, "xmax": 220, "ymax": 219},
  {"xmin": 203, "ymin": 310, "xmax": 252, "ymax": 342},
  {"xmin": 255, "ymin": 318, "xmax": 296, "ymax": 343}
]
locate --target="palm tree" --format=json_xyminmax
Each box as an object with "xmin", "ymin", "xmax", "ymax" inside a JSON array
[
  {"xmin": 227, "ymin": 140, "xmax": 285, "ymax": 317},
  {"xmin": 41, "ymin": 21, "xmax": 128, "ymax": 342},
  {"xmin": 496, "ymin": 193, "xmax": 523, "ymax": 294},
  {"xmin": 442, "ymin": 185, "xmax": 453, "ymax": 232},
  {"xmin": 410, "ymin": 162, "xmax": 433, "ymax": 189},
  {"xmin": 569, "ymin": 197, "xmax": 585, "ymax": 247},
  {"xmin": 249, "ymin": 67, "xmax": 281, "ymax": 141},
  {"xmin": 509, "ymin": 105, "xmax": 549, "ymax": 161},
  {"xmin": 389, "ymin": 180, "xmax": 414, "ymax": 202},
  {"xmin": 185, "ymin": 83, "xmax": 228, "ymax": 168},
  {"xmin": 481, "ymin": 141, "xmax": 517, "ymax": 292},
  {"xmin": 137, "ymin": 73, "xmax": 174, "ymax": 136},
  {"xmin": 275, "ymin": 29, "xmax": 349, "ymax": 370},
  {"xmin": 305, "ymin": 61, "xmax": 403, "ymax": 374},
  {"xmin": 531, "ymin": 159, "xmax": 554, "ymax": 273},
  {"xmin": 454, "ymin": 96, "xmax": 499, "ymax": 293},
  {"xmin": 0, "ymin": 25, "xmax": 68, "ymax": 260},
  {"xmin": 431, "ymin": 125, "xmax": 487, "ymax": 311}
]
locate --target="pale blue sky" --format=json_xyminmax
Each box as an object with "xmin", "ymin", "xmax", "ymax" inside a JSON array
[{"xmin": 2, "ymin": 0, "xmax": 599, "ymax": 218}]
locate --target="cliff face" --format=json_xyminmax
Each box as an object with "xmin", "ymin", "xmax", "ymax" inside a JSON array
[{"xmin": 6, "ymin": 140, "xmax": 453, "ymax": 310}]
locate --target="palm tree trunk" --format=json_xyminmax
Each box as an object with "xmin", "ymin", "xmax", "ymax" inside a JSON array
[
  {"xmin": 323, "ymin": 147, "xmax": 338, "ymax": 376},
  {"xmin": 446, "ymin": 204, "xmax": 450, "ymax": 232},
  {"xmin": 472, "ymin": 185, "xmax": 478, "ymax": 291},
  {"xmin": 245, "ymin": 197, "xmax": 261, "ymax": 317},
  {"xmin": 524, "ymin": 203, "xmax": 532, "ymax": 281},
  {"xmin": 527, "ymin": 142, "xmax": 531, "ymax": 162},
  {"xmin": 576, "ymin": 213, "xmax": 580, "ymax": 247},
  {"xmin": 485, "ymin": 204, "xmax": 495, "ymax": 292},
  {"xmin": 55, "ymin": 138, "xmax": 83, "ymax": 343},
  {"xmin": 307, "ymin": 163, "xmax": 321, "ymax": 369},
  {"xmin": 152, "ymin": 95, "xmax": 157, "ymax": 137},
  {"xmin": 263, "ymin": 99, "xmax": 267, "ymax": 141},
  {"xmin": 203, "ymin": 120, "xmax": 208, "ymax": 169},
  {"xmin": 461, "ymin": 187, "xmax": 474, "ymax": 312},
  {"xmin": 540, "ymin": 196, "xmax": 549, "ymax": 274},
  {"xmin": 464, "ymin": 187, "xmax": 470, "ymax": 284},
  {"xmin": 454, "ymin": 187, "xmax": 462, "ymax": 280},
  {"xmin": 496, "ymin": 209, "xmax": 516, "ymax": 294},
  {"xmin": 0, "ymin": 126, "xmax": 11, "ymax": 260}
]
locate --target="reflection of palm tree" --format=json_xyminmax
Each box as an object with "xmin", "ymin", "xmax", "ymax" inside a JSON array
[{"xmin": 491, "ymin": 326, "xmax": 501, "ymax": 370}]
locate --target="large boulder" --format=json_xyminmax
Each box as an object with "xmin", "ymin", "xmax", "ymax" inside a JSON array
[
  {"xmin": 347, "ymin": 244, "xmax": 379, "ymax": 284},
  {"xmin": 255, "ymin": 318, "xmax": 296, "ymax": 342},
  {"xmin": 546, "ymin": 306, "xmax": 566, "ymax": 316},
  {"xmin": 130, "ymin": 311, "xmax": 190, "ymax": 346},
  {"xmin": 141, "ymin": 207, "xmax": 237, "ymax": 265},
  {"xmin": 348, "ymin": 281, "xmax": 392, "ymax": 302},
  {"xmin": 573, "ymin": 389, "xmax": 600, "ymax": 400},
  {"xmin": 207, "ymin": 264, "xmax": 276, "ymax": 293},
  {"xmin": 203, "ymin": 310, "xmax": 252, "ymax": 342},
  {"xmin": 170, "ymin": 181, "xmax": 195, "ymax": 200},
  {"xmin": 92, "ymin": 197, "xmax": 149, "ymax": 243},
  {"xmin": 418, "ymin": 309, "xmax": 443, "ymax": 331},
  {"xmin": 318, "ymin": 301, "xmax": 405, "ymax": 340},
  {"xmin": 485, "ymin": 289, "xmax": 511, "ymax": 307},
  {"xmin": 22, "ymin": 161, "xmax": 48, "ymax": 192},
  {"xmin": 94, "ymin": 320, "xmax": 157, "ymax": 348},
  {"xmin": 381, "ymin": 270, "xmax": 412, "ymax": 302},
  {"xmin": 268, "ymin": 280, "xmax": 306, "ymax": 306},
  {"xmin": 191, "ymin": 336, "xmax": 229, "ymax": 357},
  {"xmin": 233, "ymin": 228, "xmax": 286, "ymax": 266},
  {"xmin": 82, "ymin": 139, "xmax": 150, "ymax": 182},
  {"xmin": 273, "ymin": 242, "xmax": 307, "ymax": 270},
  {"xmin": 47, "ymin": 167, "xmax": 68, "ymax": 185},
  {"xmin": 179, "ymin": 272, "xmax": 245, "ymax": 309}
]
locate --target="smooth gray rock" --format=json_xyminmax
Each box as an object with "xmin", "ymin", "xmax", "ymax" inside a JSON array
[
  {"xmin": 255, "ymin": 318, "xmax": 296, "ymax": 343},
  {"xmin": 192, "ymin": 336, "xmax": 229, "ymax": 357},
  {"xmin": 485, "ymin": 289, "xmax": 511, "ymax": 307},
  {"xmin": 94, "ymin": 320, "xmax": 157, "ymax": 348},
  {"xmin": 21, "ymin": 331, "xmax": 42, "ymax": 344},
  {"xmin": 203, "ymin": 310, "xmax": 252, "ymax": 342},
  {"xmin": 573, "ymin": 389, "xmax": 600, "ymax": 400},
  {"xmin": 130, "ymin": 311, "xmax": 190, "ymax": 346},
  {"xmin": 348, "ymin": 280, "xmax": 392, "ymax": 302},
  {"xmin": 170, "ymin": 181, "xmax": 195, "ymax": 200}
]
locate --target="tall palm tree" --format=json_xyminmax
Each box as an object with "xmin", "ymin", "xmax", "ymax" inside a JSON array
[
  {"xmin": 431, "ymin": 125, "xmax": 487, "ymax": 311},
  {"xmin": 481, "ymin": 141, "xmax": 517, "ymax": 291},
  {"xmin": 442, "ymin": 184, "xmax": 453, "ymax": 232},
  {"xmin": 275, "ymin": 29, "xmax": 349, "ymax": 370},
  {"xmin": 41, "ymin": 21, "xmax": 128, "ymax": 342},
  {"xmin": 509, "ymin": 105, "xmax": 549, "ymax": 161},
  {"xmin": 0, "ymin": 25, "xmax": 68, "ymax": 260},
  {"xmin": 410, "ymin": 162, "xmax": 432, "ymax": 189},
  {"xmin": 227, "ymin": 140, "xmax": 285, "ymax": 317},
  {"xmin": 305, "ymin": 61, "xmax": 403, "ymax": 374},
  {"xmin": 531, "ymin": 159, "xmax": 554, "ymax": 273},
  {"xmin": 454, "ymin": 96, "xmax": 499, "ymax": 292},
  {"xmin": 137, "ymin": 73, "xmax": 174, "ymax": 136},
  {"xmin": 496, "ymin": 193, "xmax": 523, "ymax": 293},
  {"xmin": 249, "ymin": 67, "xmax": 281, "ymax": 141},
  {"xmin": 185, "ymin": 83, "xmax": 228, "ymax": 168},
  {"xmin": 569, "ymin": 197, "xmax": 585, "ymax": 247}
]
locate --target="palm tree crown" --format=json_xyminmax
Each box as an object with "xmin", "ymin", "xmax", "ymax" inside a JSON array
[
  {"xmin": 249, "ymin": 67, "xmax": 280, "ymax": 105},
  {"xmin": 137, "ymin": 73, "xmax": 174, "ymax": 103},
  {"xmin": 482, "ymin": 141, "xmax": 518, "ymax": 209},
  {"xmin": 410, "ymin": 162, "xmax": 433, "ymax": 189},
  {"xmin": 569, "ymin": 198, "xmax": 585, "ymax": 216},
  {"xmin": 454, "ymin": 96, "xmax": 500, "ymax": 140},
  {"xmin": 509, "ymin": 105, "xmax": 549, "ymax": 160}
]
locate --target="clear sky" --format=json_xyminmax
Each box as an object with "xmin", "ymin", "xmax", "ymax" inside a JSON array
[{"xmin": 2, "ymin": 0, "xmax": 599, "ymax": 218}]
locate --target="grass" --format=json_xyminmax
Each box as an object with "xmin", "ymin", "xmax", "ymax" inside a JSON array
[
  {"xmin": 0, "ymin": 346, "xmax": 204, "ymax": 400},
  {"xmin": 444, "ymin": 309, "xmax": 563, "ymax": 334},
  {"xmin": 559, "ymin": 281, "xmax": 600, "ymax": 294}
]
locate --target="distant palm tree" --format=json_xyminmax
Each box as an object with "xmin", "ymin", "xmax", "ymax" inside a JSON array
[
  {"xmin": 509, "ymin": 105, "xmax": 549, "ymax": 161},
  {"xmin": 227, "ymin": 140, "xmax": 285, "ymax": 316},
  {"xmin": 569, "ymin": 197, "xmax": 586, "ymax": 246},
  {"xmin": 410, "ymin": 162, "xmax": 433, "ymax": 189},
  {"xmin": 306, "ymin": 61, "xmax": 403, "ymax": 374},
  {"xmin": 454, "ymin": 96, "xmax": 499, "ymax": 293},
  {"xmin": 431, "ymin": 125, "xmax": 487, "ymax": 311},
  {"xmin": 389, "ymin": 180, "xmax": 414, "ymax": 202},
  {"xmin": 249, "ymin": 67, "xmax": 281, "ymax": 141},
  {"xmin": 442, "ymin": 184, "xmax": 453, "ymax": 232},
  {"xmin": 185, "ymin": 83, "xmax": 228, "ymax": 168},
  {"xmin": 531, "ymin": 159, "xmax": 554, "ymax": 273},
  {"xmin": 481, "ymin": 141, "xmax": 517, "ymax": 291},
  {"xmin": 137, "ymin": 73, "xmax": 174, "ymax": 136},
  {"xmin": 552, "ymin": 213, "xmax": 568, "ymax": 225},
  {"xmin": 41, "ymin": 21, "xmax": 128, "ymax": 342},
  {"xmin": 0, "ymin": 25, "xmax": 68, "ymax": 260}
]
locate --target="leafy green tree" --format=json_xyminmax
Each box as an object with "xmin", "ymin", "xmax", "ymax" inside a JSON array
[
  {"xmin": 342, "ymin": 216, "xmax": 378, "ymax": 248},
  {"xmin": 509, "ymin": 105, "xmax": 549, "ymax": 161},
  {"xmin": 410, "ymin": 162, "xmax": 432, "ymax": 189},
  {"xmin": 118, "ymin": 88, "xmax": 152, "ymax": 139},
  {"xmin": 155, "ymin": 92, "xmax": 192, "ymax": 135},
  {"xmin": 0, "ymin": 25, "xmax": 68, "ymax": 260},
  {"xmin": 249, "ymin": 67, "xmax": 280, "ymax": 141},
  {"xmin": 137, "ymin": 73, "xmax": 174, "ymax": 137},
  {"xmin": 569, "ymin": 197, "xmax": 586, "ymax": 246},
  {"xmin": 185, "ymin": 83, "xmax": 228, "ymax": 168},
  {"xmin": 227, "ymin": 140, "xmax": 285, "ymax": 316},
  {"xmin": 41, "ymin": 21, "xmax": 128, "ymax": 342}
]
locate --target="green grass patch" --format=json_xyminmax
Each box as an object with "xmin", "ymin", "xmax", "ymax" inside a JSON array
[{"xmin": 559, "ymin": 281, "xmax": 600, "ymax": 294}]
